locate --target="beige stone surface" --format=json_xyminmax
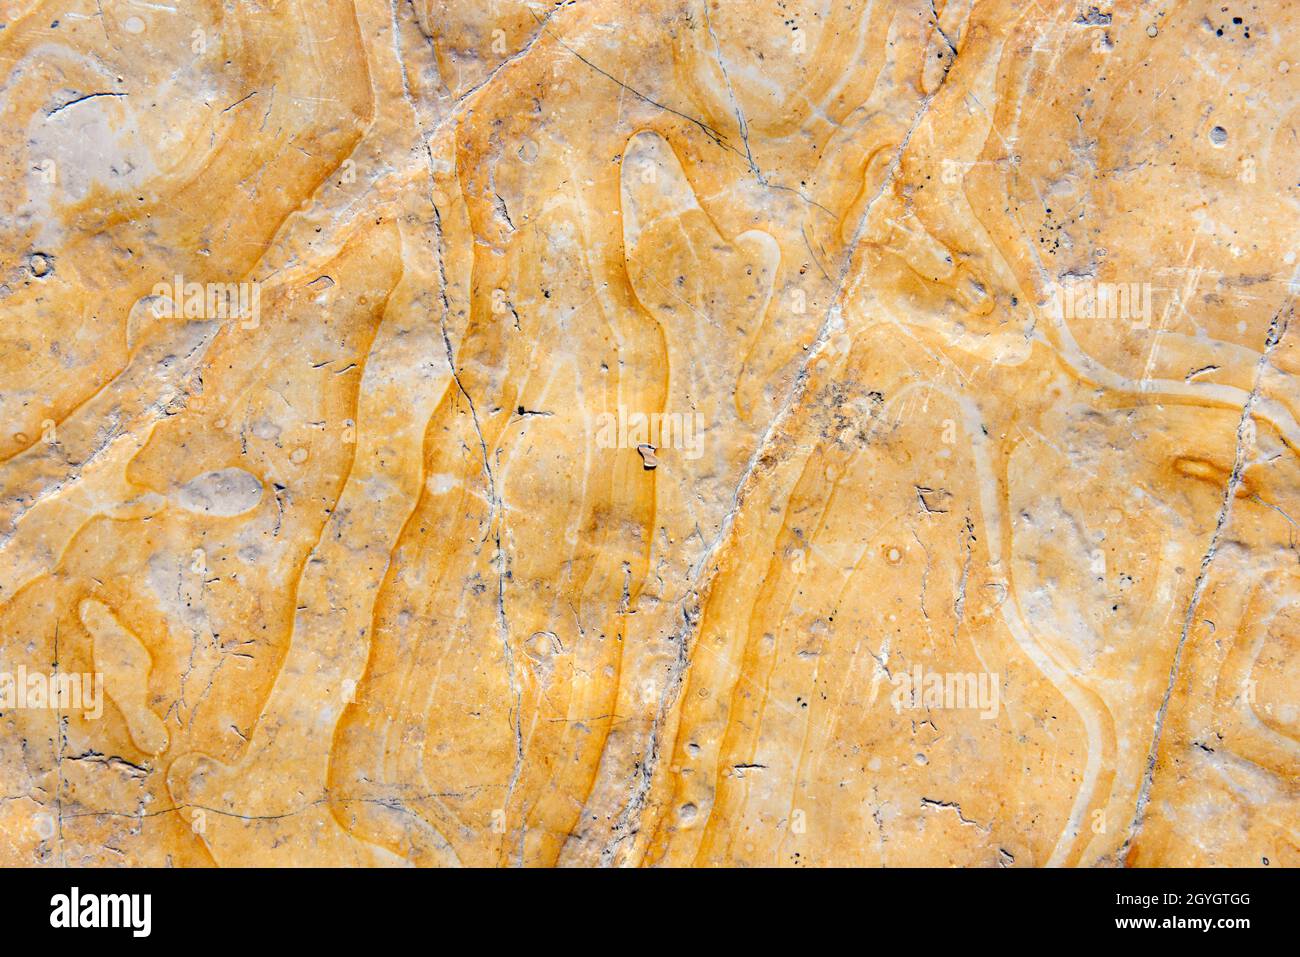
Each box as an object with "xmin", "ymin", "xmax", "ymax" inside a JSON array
[{"xmin": 0, "ymin": 0, "xmax": 1296, "ymax": 867}]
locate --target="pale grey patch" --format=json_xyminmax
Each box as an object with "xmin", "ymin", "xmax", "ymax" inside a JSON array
[{"xmin": 176, "ymin": 468, "xmax": 263, "ymax": 516}]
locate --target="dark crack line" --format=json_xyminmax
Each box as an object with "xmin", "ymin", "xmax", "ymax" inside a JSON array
[
  {"xmin": 529, "ymin": 9, "xmax": 736, "ymax": 155},
  {"xmin": 929, "ymin": 0, "xmax": 959, "ymax": 56},
  {"xmin": 423, "ymin": 142, "xmax": 525, "ymax": 862},
  {"xmin": 46, "ymin": 91, "xmax": 126, "ymax": 118},
  {"xmin": 702, "ymin": 0, "xmax": 759, "ymax": 177}
]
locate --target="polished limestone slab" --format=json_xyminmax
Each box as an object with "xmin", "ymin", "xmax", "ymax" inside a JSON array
[{"xmin": 0, "ymin": 0, "xmax": 1295, "ymax": 867}]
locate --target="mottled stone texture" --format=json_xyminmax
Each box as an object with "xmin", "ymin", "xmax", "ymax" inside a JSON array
[{"xmin": 0, "ymin": 0, "xmax": 1296, "ymax": 867}]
